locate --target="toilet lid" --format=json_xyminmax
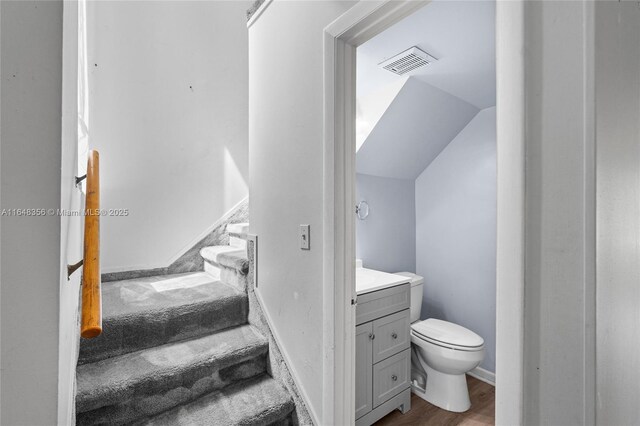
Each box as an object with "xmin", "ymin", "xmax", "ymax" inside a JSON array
[{"xmin": 411, "ymin": 319, "xmax": 484, "ymax": 348}]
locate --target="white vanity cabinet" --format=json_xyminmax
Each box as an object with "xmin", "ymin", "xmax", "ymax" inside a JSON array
[{"xmin": 355, "ymin": 283, "xmax": 412, "ymax": 426}]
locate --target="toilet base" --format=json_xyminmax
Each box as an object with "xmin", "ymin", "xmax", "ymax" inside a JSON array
[{"xmin": 412, "ymin": 363, "xmax": 471, "ymax": 413}]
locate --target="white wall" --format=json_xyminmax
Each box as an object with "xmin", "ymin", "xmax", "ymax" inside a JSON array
[
  {"xmin": 595, "ymin": 2, "xmax": 640, "ymax": 424},
  {"xmin": 248, "ymin": 1, "xmax": 355, "ymax": 423},
  {"xmin": 87, "ymin": 1, "xmax": 250, "ymax": 273},
  {"xmin": 356, "ymin": 173, "xmax": 415, "ymax": 273},
  {"xmin": 415, "ymin": 107, "xmax": 496, "ymax": 372},
  {"xmin": 1, "ymin": 1, "xmax": 64, "ymax": 423}
]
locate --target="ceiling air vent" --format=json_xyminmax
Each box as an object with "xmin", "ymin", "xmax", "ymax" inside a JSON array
[{"xmin": 379, "ymin": 46, "xmax": 437, "ymax": 76}]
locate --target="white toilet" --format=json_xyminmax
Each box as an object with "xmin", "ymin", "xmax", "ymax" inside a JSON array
[{"xmin": 395, "ymin": 272, "xmax": 485, "ymax": 413}]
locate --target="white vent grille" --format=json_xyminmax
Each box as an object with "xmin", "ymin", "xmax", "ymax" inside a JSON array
[{"xmin": 379, "ymin": 47, "xmax": 436, "ymax": 76}]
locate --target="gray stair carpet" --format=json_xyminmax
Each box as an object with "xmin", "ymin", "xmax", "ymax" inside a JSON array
[
  {"xmin": 201, "ymin": 248, "xmax": 250, "ymax": 291},
  {"xmin": 138, "ymin": 374, "xmax": 294, "ymax": 426},
  {"xmin": 201, "ymin": 249, "xmax": 250, "ymax": 274},
  {"xmin": 79, "ymin": 272, "xmax": 248, "ymax": 364},
  {"xmin": 77, "ymin": 324, "xmax": 268, "ymax": 425},
  {"xmin": 76, "ymin": 271, "xmax": 294, "ymax": 425},
  {"xmin": 77, "ymin": 231, "xmax": 296, "ymax": 425}
]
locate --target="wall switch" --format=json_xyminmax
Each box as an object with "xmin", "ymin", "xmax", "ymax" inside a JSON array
[{"xmin": 300, "ymin": 224, "xmax": 310, "ymax": 250}]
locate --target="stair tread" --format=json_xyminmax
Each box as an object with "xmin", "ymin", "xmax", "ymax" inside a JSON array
[
  {"xmin": 226, "ymin": 222, "xmax": 249, "ymax": 236},
  {"xmin": 99, "ymin": 272, "xmax": 244, "ymax": 319},
  {"xmin": 79, "ymin": 272, "xmax": 249, "ymax": 365},
  {"xmin": 77, "ymin": 324, "xmax": 267, "ymax": 411},
  {"xmin": 200, "ymin": 246, "xmax": 249, "ymax": 274},
  {"xmin": 142, "ymin": 374, "xmax": 294, "ymax": 426}
]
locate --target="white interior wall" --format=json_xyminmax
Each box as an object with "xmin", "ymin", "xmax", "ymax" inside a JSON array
[
  {"xmin": 0, "ymin": 1, "xmax": 65, "ymax": 423},
  {"xmin": 87, "ymin": 1, "xmax": 250, "ymax": 273},
  {"xmin": 415, "ymin": 107, "xmax": 496, "ymax": 373},
  {"xmin": 595, "ymin": 2, "xmax": 640, "ymax": 424},
  {"xmin": 248, "ymin": 2, "xmax": 355, "ymax": 423}
]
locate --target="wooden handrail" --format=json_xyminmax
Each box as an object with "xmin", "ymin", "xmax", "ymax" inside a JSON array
[{"xmin": 81, "ymin": 150, "xmax": 102, "ymax": 339}]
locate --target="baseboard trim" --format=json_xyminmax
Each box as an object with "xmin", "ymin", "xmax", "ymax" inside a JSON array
[
  {"xmin": 246, "ymin": 0, "xmax": 273, "ymax": 28},
  {"xmin": 468, "ymin": 366, "xmax": 495, "ymax": 386}
]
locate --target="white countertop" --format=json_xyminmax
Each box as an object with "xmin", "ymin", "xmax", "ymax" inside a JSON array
[{"xmin": 356, "ymin": 267, "xmax": 410, "ymax": 295}]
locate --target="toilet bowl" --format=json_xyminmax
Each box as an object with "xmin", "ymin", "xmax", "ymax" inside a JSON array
[
  {"xmin": 394, "ymin": 272, "xmax": 485, "ymax": 413},
  {"xmin": 411, "ymin": 319, "xmax": 484, "ymax": 412}
]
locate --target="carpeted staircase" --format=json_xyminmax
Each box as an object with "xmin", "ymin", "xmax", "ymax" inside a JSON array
[{"xmin": 76, "ymin": 223, "xmax": 295, "ymax": 425}]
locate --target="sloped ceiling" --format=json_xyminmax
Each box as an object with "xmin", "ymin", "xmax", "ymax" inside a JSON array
[
  {"xmin": 356, "ymin": 78, "xmax": 478, "ymax": 180},
  {"xmin": 355, "ymin": 0, "xmax": 495, "ymax": 179},
  {"xmin": 357, "ymin": 1, "xmax": 496, "ymax": 108},
  {"xmin": 356, "ymin": 77, "xmax": 407, "ymax": 152}
]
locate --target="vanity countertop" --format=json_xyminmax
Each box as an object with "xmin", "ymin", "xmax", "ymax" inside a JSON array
[{"xmin": 356, "ymin": 267, "xmax": 410, "ymax": 295}]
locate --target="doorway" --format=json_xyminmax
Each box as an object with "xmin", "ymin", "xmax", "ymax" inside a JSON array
[{"xmin": 323, "ymin": 1, "xmax": 525, "ymax": 424}]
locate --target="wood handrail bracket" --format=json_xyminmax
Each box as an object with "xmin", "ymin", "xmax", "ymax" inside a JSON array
[{"xmin": 79, "ymin": 150, "xmax": 102, "ymax": 339}]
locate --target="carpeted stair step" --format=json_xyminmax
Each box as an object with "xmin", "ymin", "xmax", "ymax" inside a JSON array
[
  {"xmin": 200, "ymin": 246, "xmax": 249, "ymax": 291},
  {"xmin": 79, "ymin": 272, "xmax": 248, "ymax": 365},
  {"xmin": 76, "ymin": 324, "xmax": 268, "ymax": 425},
  {"xmin": 227, "ymin": 222, "xmax": 249, "ymax": 249},
  {"xmin": 140, "ymin": 374, "xmax": 295, "ymax": 426}
]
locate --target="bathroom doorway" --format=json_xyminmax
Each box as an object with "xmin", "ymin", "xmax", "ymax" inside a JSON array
[
  {"xmin": 322, "ymin": 1, "xmax": 524, "ymax": 424},
  {"xmin": 355, "ymin": 1, "xmax": 496, "ymax": 423}
]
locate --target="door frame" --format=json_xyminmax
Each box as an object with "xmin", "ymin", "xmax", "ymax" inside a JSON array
[{"xmin": 322, "ymin": 1, "xmax": 526, "ymax": 424}]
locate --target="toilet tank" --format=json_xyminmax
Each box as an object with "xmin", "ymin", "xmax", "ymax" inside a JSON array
[{"xmin": 395, "ymin": 272, "xmax": 425, "ymax": 323}]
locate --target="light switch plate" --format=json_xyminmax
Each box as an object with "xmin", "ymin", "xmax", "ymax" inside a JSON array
[{"xmin": 300, "ymin": 224, "xmax": 310, "ymax": 250}]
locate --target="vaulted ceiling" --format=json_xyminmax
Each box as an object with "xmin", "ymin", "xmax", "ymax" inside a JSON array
[
  {"xmin": 355, "ymin": 1, "xmax": 495, "ymax": 180},
  {"xmin": 357, "ymin": 1, "xmax": 496, "ymax": 108},
  {"xmin": 356, "ymin": 78, "xmax": 478, "ymax": 180}
]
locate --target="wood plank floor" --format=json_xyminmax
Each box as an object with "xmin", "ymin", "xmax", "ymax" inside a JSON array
[{"xmin": 374, "ymin": 376, "xmax": 495, "ymax": 426}]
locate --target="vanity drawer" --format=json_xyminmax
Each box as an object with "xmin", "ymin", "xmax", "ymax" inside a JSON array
[
  {"xmin": 372, "ymin": 349, "xmax": 411, "ymax": 408},
  {"xmin": 356, "ymin": 283, "xmax": 410, "ymax": 325},
  {"xmin": 372, "ymin": 309, "xmax": 410, "ymax": 363}
]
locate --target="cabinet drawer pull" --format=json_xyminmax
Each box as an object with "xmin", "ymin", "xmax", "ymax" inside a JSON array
[
  {"xmin": 391, "ymin": 332, "xmax": 397, "ymax": 339},
  {"xmin": 369, "ymin": 333, "xmax": 375, "ymax": 340},
  {"xmin": 391, "ymin": 374, "xmax": 398, "ymax": 381}
]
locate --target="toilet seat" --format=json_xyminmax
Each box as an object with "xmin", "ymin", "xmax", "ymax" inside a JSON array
[{"xmin": 411, "ymin": 319, "xmax": 484, "ymax": 352}]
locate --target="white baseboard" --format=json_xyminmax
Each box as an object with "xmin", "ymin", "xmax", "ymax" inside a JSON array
[
  {"xmin": 468, "ymin": 366, "xmax": 495, "ymax": 386},
  {"xmin": 247, "ymin": 0, "xmax": 273, "ymax": 29}
]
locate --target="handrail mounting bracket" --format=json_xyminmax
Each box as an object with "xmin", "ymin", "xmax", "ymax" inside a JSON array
[
  {"xmin": 67, "ymin": 259, "xmax": 84, "ymax": 280},
  {"xmin": 75, "ymin": 174, "xmax": 87, "ymax": 187}
]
